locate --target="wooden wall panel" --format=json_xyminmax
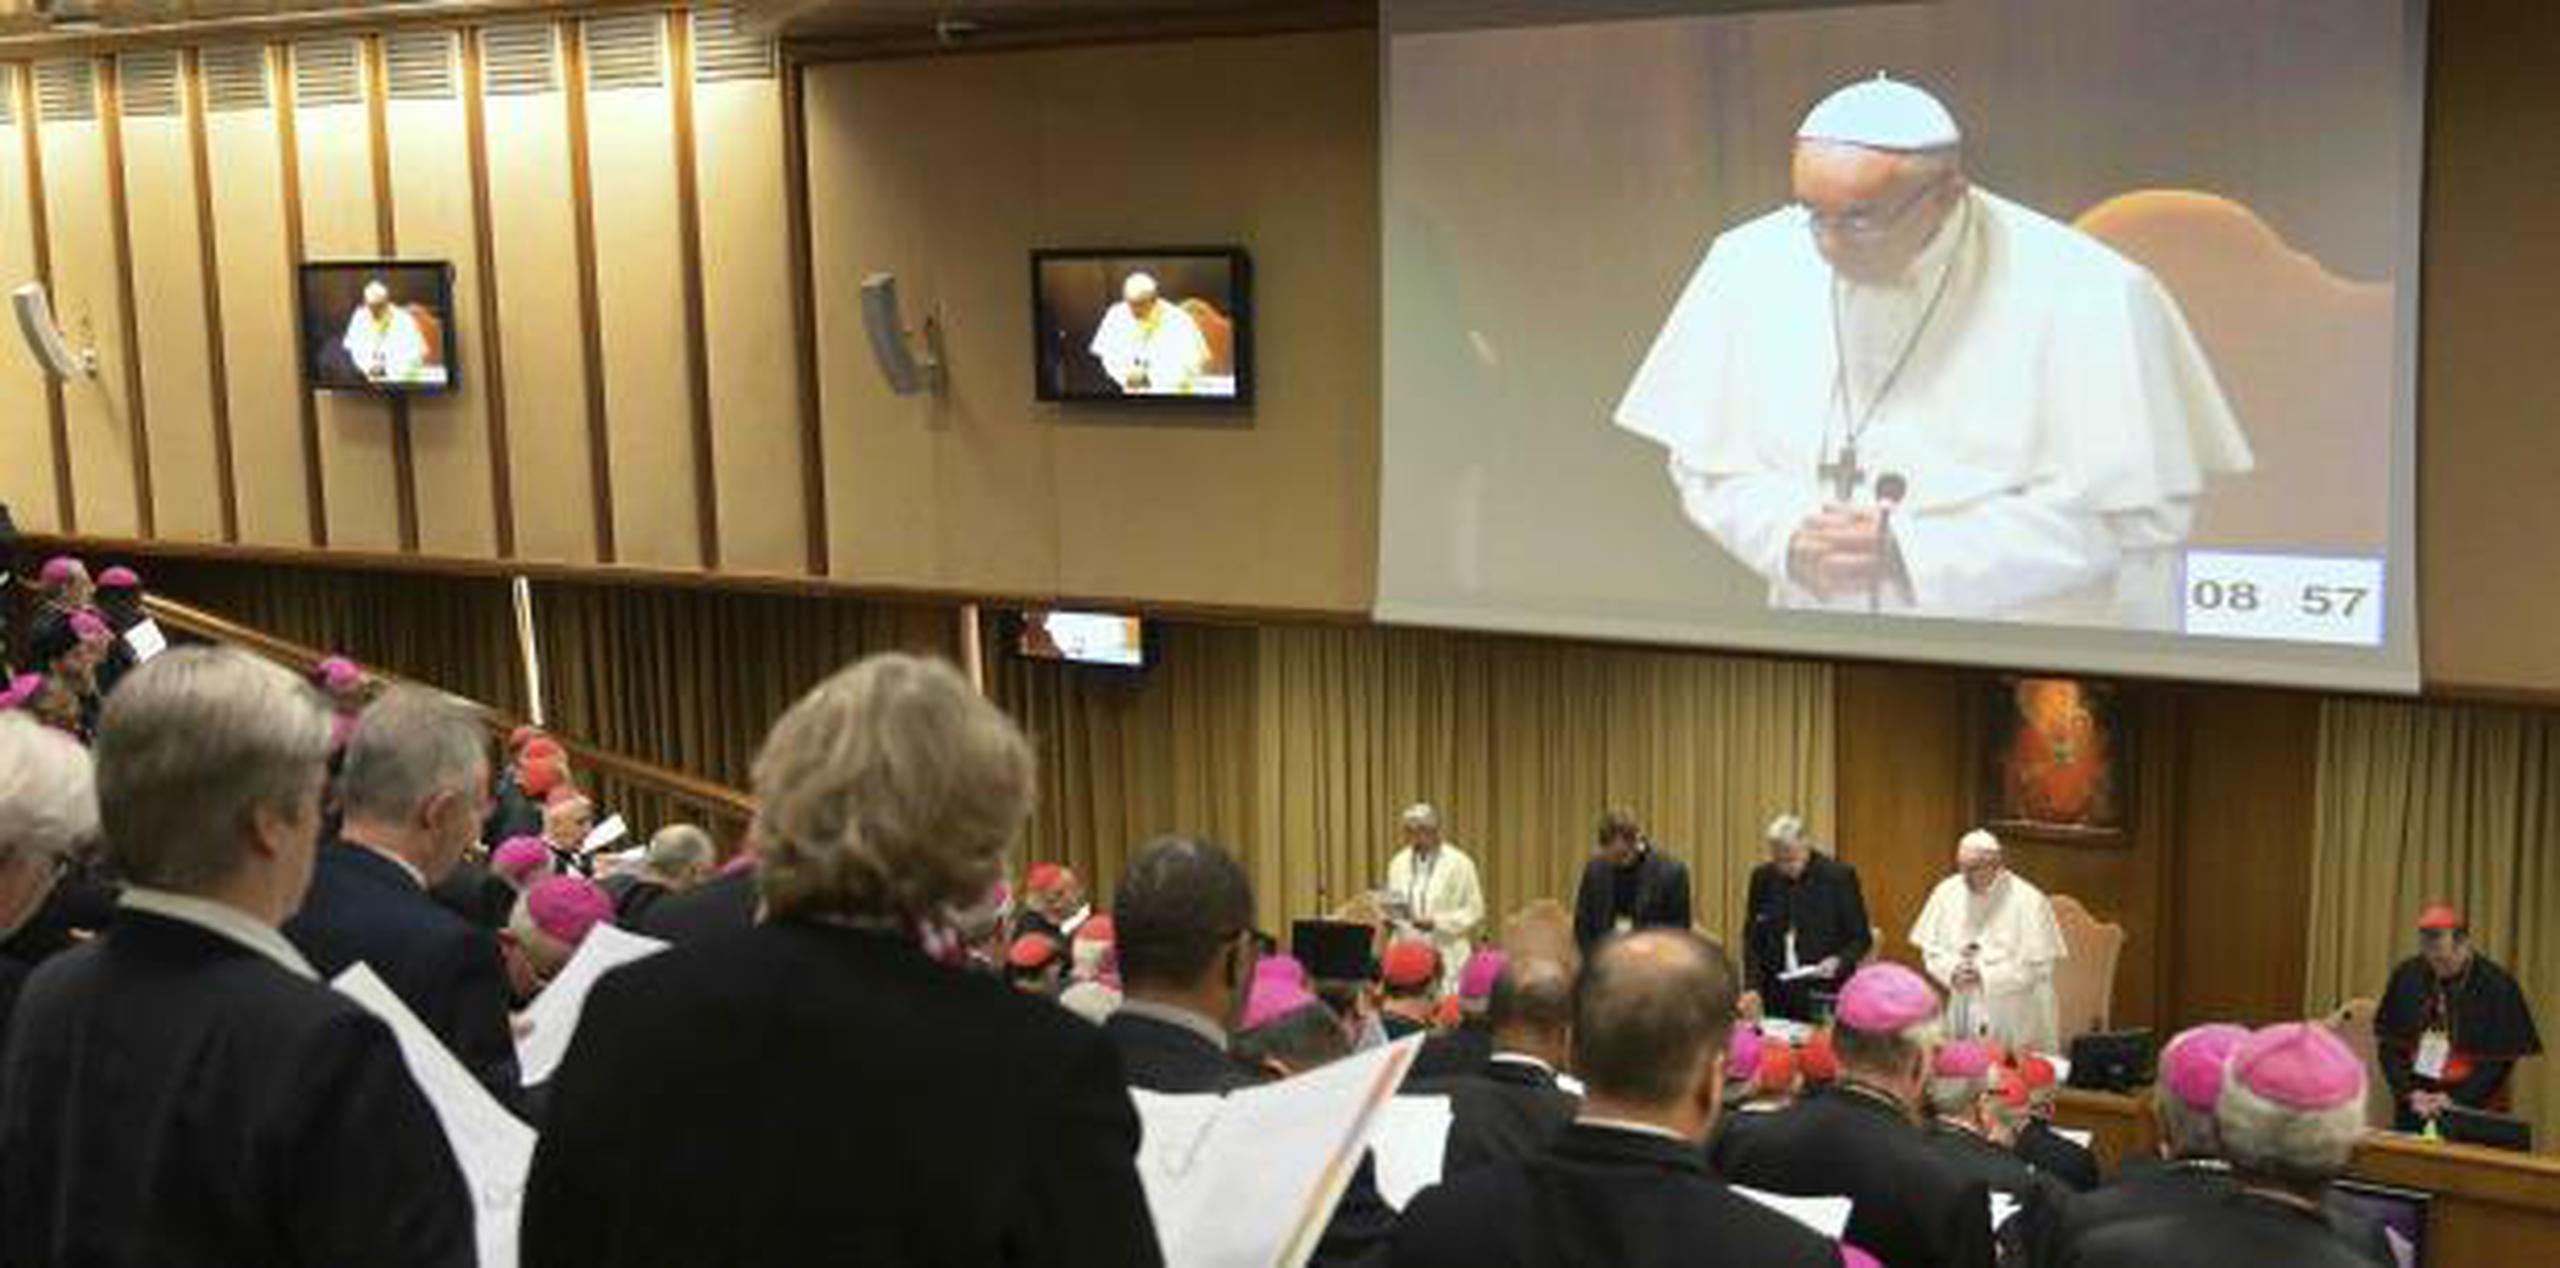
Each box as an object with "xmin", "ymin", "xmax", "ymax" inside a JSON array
[
  {"xmin": 582, "ymin": 15, "xmax": 699, "ymax": 569},
  {"xmin": 0, "ymin": 69, "xmax": 59, "ymax": 531},
  {"xmin": 201, "ymin": 50, "xmax": 309, "ymax": 548},
  {"xmin": 385, "ymin": 44, "xmax": 499, "ymax": 557},
  {"xmin": 36, "ymin": 65, "xmax": 141, "ymax": 537},
  {"xmin": 289, "ymin": 42, "xmax": 400, "ymax": 550},
  {"xmin": 692, "ymin": 71, "xmax": 805, "ymax": 575},
  {"xmin": 2173, "ymin": 687, "xmax": 2321, "ymax": 1024},
  {"xmin": 478, "ymin": 26, "xmax": 596, "ymax": 565},
  {"xmin": 116, "ymin": 72, "xmax": 223, "ymax": 542}
]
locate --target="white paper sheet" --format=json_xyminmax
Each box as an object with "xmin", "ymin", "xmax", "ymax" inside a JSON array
[
  {"xmin": 334, "ymin": 963, "xmax": 535, "ymax": 1268},
  {"xmin": 1133, "ymin": 1036, "xmax": 1421, "ymax": 1268},
  {"xmin": 121, "ymin": 619, "xmax": 167, "ymax": 662},
  {"xmin": 1778, "ymin": 963, "xmax": 1832, "ymax": 983},
  {"xmin": 579, "ymin": 813, "xmax": 630, "ymax": 856},
  {"xmin": 512, "ymin": 922, "xmax": 669, "ymax": 1086},
  {"xmin": 2053, "ymin": 1127, "xmax": 2094, "ymax": 1149},
  {"xmin": 1733, "ymin": 1185, "xmax": 1853, "ymax": 1239},
  {"xmin": 1991, "ymin": 1190, "xmax": 2023, "ymax": 1231},
  {"xmin": 1372, "ymin": 1095, "xmax": 1453, "ymax": 1209}
]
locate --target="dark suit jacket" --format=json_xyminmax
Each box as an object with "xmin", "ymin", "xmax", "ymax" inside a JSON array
[
  {"xmin": 1407, "ymin": 1020, "xmax": 1494, "ymax": 1083},
  {"xmin": 1573, "ymin": 848, "xmax": 1693, "ymax": 952},
  {"xmin": 631, "ymin": 865, "xmax": 759, "ymax": 945},
  {"xmin": 1106, "ymin": 1007, "xmax": 1257, "ymax": 1094},
  {"xmin": 1743, "ymin": 854, "xmax": 1873, "ymax": 1016},
  {"xmin": 428, "ymin": 857, "xmax": 517, "ymax": 931},
  {"xmin": 1393, "ymin": 1122, "xmax": 1844, "ymax": 1268},
  {"xmin": 1711, "ymin": 1085, "xmax": 1995, "ymax": 1268},
  {"xmin": 1433, "ymin": 1056, "xmax": 1579, "ymax": 1179},
  {"xmin": 0, "ymin": 911, "xmax": 474, "ymax": 1267},
  {"xmin": 2040, "ymin": 1159, "xmax": 2395, "ymax": 1267},
  {"xmin": 521, "ymin": 920, "xmax": 1162, "ymax": 1268},
  {"xmin": 2061, "ymin": 1189, "xmax": 2384, "ymax": 1268},
  {"xmin": 2016, "ymin": 1117, "xmax": 2103, "ymax": 1191},
  {"xmin": 283, "ymin": 842, "xmax": 523, "ymax": 1108}
]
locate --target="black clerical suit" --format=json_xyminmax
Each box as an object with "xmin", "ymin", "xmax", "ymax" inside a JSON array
[
  {"xmin": 631, "ymin": 863, "xmax": 759, "ymax": 944},
  {"xmin": 1922, "ymin": 1121, "xmax": 2068, "ymax": 1262},
  {"xmin": 522, "ymin": 920, "xmax": 1162, "ymax": 1268},
  {"xmin": 1710, "ymin": 1083, "xmax": 1996, "ymax": 1268},
  {"xmin": 1743, "ymin": 852, "xmax": 1873, "ymax": 1021},
  {"xmin": 2375, "ymin": 952, "xmax": 2543, "ymax": 1129},
  {"xmin": 2059, "ymin": 1188, "xmax": 2381, "ymax": 1268},
  {"xmin": 2037, "ymin": 1158, "xmax": 2394, "ymax": 1268},
  {"xmin": 429, "ymin": 855, "xmax": 517, "ymax": 931},
  {"xmin": 1573, "ymin": 845, "xmax": 1693, "ymax": 953},
  {"xmin": 283, "ymin": 841, "xmax": 523, "ymax": 1108},
  {"xmin": 1430, "ymin": 1054, "xmax": 1579, "ymax": 1179},
  {"xmin": 1393, "ymin": 1121, "xmax": 1844, "ymax": 1268},
  {"xmin": 1406, "ymin": 1018, "xmax": 1494, "ymax": 1083},
  {"xmin": 0, "ymin": 909, "xmax": 474, "ymax": 1267},
  {"xmin": 2014, "ymin": 1116, "xmax": 2103, "ymax": 1191}
]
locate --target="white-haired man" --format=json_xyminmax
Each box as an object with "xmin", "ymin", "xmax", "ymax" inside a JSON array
[
  {"xmin": 340, "ymin": 277, "xmax": 438, "ymax": 385},
  {"xmin": 1089, "ymin": 270, "xmax": 1210, "ymax": 395},
  {"xmin": 1614, "ymin": 75, "xmax": 2248, "ymax": 626},
  {"xmin": 2058, "ymin": 1024, "xmax": 2380, "ymax": 1268},
  {"xmin": 1742, "ymin": 812, "xmax": 1873, "ymax": 1022},
  {"xmin": 0, "ymin": 713, "xmax": 96, "ymax": 1035},
  {"xmin": 1911, "ymin": 828, "xmax": 2066, "ymax": 1053},
  {"xmin": 0, "ymin": 648, "xmax": 473, "ymax": 1266},
  {"xmin": 609, "ymin": 823, "xmax": 717, "ymax": 926},
  {"xmin": 1382, "ymin": 801, "xmax": 1485, "ymax": 992}
]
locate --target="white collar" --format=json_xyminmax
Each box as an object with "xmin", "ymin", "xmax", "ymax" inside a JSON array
[
  {"xmin": 120, "ymin": 887, "xmax": 319, "ymax": 981},
  {"xmin": 1117, "ymin": 997, "xmax": 1231, "ymax": 1052},
  {"xmin": 347, "ymin": 840, "xmax": 426, "ymax": 889},
  {"xmin": 1489, "ymin": 1052, "xmax": 1558, "ymax": 1078},
  {"xmin": 1574, "ymin": 1114, "xmax": 1695, "ymax": 1145}
]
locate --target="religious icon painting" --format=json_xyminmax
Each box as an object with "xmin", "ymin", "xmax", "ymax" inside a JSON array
[{"xmin": 1979, "ymin": 676, "xmax": 2129, "ymax": 841}]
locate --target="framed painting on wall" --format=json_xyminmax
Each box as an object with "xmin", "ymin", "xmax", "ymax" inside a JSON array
[{"xmin": 1979, "ymin": 676, "xmax": 2130, "ymax": 841}]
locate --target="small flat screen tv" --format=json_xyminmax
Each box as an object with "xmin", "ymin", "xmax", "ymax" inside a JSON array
[
  {"xmin": 298, "ymin": 260, "xmax": 459, "ymax": 394},
  {"xmin": 1031, "ymin": 247, "xmax": 1250, "ymax": 403},
  {"xmin": 1015, "ymin": 609, "xmax": 1149, "ymax": 669}
]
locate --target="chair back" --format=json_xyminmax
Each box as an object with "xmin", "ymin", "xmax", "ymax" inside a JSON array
[{"xmin": 2048, "ymin": 893, "xmax": 2126, "ymax": 1043}]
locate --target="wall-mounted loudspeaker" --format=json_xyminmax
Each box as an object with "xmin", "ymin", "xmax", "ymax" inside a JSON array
[
  {"xmin": 859, "ymin": 272, "xmax": 944, "ymax": 397},
  {"xmin": 12, "ymin": 282, "xmax": 93, "ymax": 382}
]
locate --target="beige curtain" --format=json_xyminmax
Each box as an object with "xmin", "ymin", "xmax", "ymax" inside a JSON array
[
  {"xmin": 2308, "ymin": 697, "xmax": 2560, "ymax": 1143},
  {"xmin": 990, "ymin": 620, "xmax": 1834, "ymax": 939},
  {"xmin": 143, "ymin": 557, "xmax": 526, "ymax": 714}
]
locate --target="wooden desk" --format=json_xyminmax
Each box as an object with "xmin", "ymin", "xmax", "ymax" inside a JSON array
[{"xmin": 2054, "ymin": 1088, "xmax": 2560, "ymax": 1268}]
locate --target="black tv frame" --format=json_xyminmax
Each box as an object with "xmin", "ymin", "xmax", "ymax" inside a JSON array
[
  {"xmin": 1029, "ymin": 245, "xmax": 1253, "ymax": 406},
  {"xmin": 297, "ymin": 259, "xmax": 462, "ymax": 396}
]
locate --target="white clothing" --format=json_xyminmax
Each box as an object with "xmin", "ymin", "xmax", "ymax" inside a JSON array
[
  {"xmin": 1614, "ymin": 187, "xmax": 2252, "ymax": 628},
  {"xmin": 1385, "ymin": 843, "xmax": 1485, "ymax": 991},
  {"xmin": 1089, "ymin": 299, "xmax": 1211, "ymax": 395},
  {"xmin": 341, "ymin": 302, "xmax": 440, "ymax": 385},
  {"xmin": 1909, "ymin": 869, "xmax": 2068, "ymax": 1053}
]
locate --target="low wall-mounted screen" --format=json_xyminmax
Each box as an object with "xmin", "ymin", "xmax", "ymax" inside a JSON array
[
  {"xmin": 1033, "ymin": 248, "xmax": 1251, "ymax": 403},
  {"xmin": 1016, "ymin": 609, "xmax": 1149, "ymax": 669},
  {"xmin": 298, "ymin": 261, "xmax": 460, "ymax": 395},
  {"xmin": 1380, "ymin": 0, "xmax": 2425, "ymax": 692}
]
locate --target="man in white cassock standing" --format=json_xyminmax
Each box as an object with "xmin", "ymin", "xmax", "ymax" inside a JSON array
[
  {"xmin": 341, "ymin": 279, "xmax": 437, "ymax": 386},
  {"xmin": 1381, "ymin": 802, "xmax": 1485, "ymax": 993},
  {"xmin": 1614, "ymin": 75, "xmax": 2252, "ymax": 628},
  {"xmin": 1911, "ymin": 829, "xmax": 2066, "ymax": 1055}
]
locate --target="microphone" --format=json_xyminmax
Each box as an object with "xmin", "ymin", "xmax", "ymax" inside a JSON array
[{"xmin": 1871, "ymin": 473, "xmax": 1908, "ymax": 613}]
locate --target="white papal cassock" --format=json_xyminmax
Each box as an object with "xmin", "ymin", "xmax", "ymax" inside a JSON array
[
  {"xmin": 1613, "ymin": 186, "xmax": 2253, "ymax": 628},
  {"xmin": 1910, "ymin": 867, "xmax": 2068, "ymax": 1055}
]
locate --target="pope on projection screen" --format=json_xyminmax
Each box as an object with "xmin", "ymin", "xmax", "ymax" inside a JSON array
[{"xmin": 1613, "ymin": 76, "xmax": 2254, "ymax": 629}]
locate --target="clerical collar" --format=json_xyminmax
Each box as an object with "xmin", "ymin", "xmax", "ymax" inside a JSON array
[
  {"xmin": 2169, "ymin": 1156, "xmax": 2234, "ymax": 1174},
  {"xmin": 1574, "ymin": 1115, "xmax": 1694, "ymax": 1145},
  {"xmin": 1489, "ymin": 1052, "xmax": 1557, "ymax": 1078},
  {"xmin": 1933, "ymin": 1114, "xmax": 1990, "ymax": 1141},
  {"xmin": 1117, "ymin": 997, "xmax": 1231, "ymax": 1052},
  {"xmin": 120, "ymin": 886, "xmax": 319, "ymax": 981}
]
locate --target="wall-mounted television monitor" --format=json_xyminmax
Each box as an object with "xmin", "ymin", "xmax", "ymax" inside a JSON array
[
  {"xmin": 1031, "ymin": 247, "xmax": 1250, "ymax": 404},
  {"xmin": 1015, "ymin": 609, "xmax": 1149, "ymax": 669},
  {"xmin": 298, "ymin": 260, "xmax": 459, "ymax": 394}
]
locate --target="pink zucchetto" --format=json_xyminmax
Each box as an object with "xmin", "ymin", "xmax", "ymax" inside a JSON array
[
  {"xmin": 1729, "ymin": 1025, "xmax": 1764, "ymax": 1081},
  {"xmin": 1458, "ymin": 949, "xmax": 1509, "ymax": 1003},
  {"xmin": 1836, "ymin": 962, "xmax": 1939, "ymax": 1034},
  {"xmin": 2161, "ymin": 1023, "xmax": 2253, "ymax": 1113},
  {"xmin": 1934, "ymin": 1039, "xmax": 1995, "ymax": 1080},
  {"xmin": 0, "ymin": 674, "xmax": 39, "ymax": 710},
  {"xmin": 96, "ymin": 565, "xmax": 140, "ymax": 590},
  {"xmin": 1242, "ymin": 974, "xmax": 1322, "ymax": 1032},
  {"xmin": 2230, "ymin": 1022, "xmax": 2366, "ymax": 1112},
  {"xmin": 37, "ymin": 556, "xmax": 82, "ymax": 586},
  {"xmin": 317, "ymin": 656, "xmax": 364, "ymax": 693},
  {"xmin": 524, "ymin": 876, "xmax": 613, "ymax": 947},
  {"xmin": 491, "ymin": 836, "xmax": 554, "ymax": 884},
  {"xmin": 1255, "ymin": 953, "xmax": 1309, "ymax": 990},
  {"xmin": 69, "ymin": 611, "xmax": 110, "ymax": 643}
]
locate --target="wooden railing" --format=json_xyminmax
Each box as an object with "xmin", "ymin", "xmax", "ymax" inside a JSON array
[{"xmin": 142, "ymin": 593, "xmax": 758, "ymax": 834}]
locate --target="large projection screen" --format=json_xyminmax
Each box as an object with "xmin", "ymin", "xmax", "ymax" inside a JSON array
[{"xmin": 1380, "ymin": 0, "xmax": 2426, "ymax": 692}]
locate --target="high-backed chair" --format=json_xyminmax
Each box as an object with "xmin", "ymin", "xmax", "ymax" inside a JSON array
[
  {"xmin": 1181, "ymin": 298, "xmax": 1235, "ymax": 375},
  {"xmin": 2073, "ymin": 191, "xmax": 2393, "ymax": 552},
  {"xmin": 405, "ymin": 304, "xmax": 446, "ymax": 369},
  {"xmin": 2322, "ymin": 997, "xmax": 2396, "ymax": 1129},
  {"xmin": 2048, "ymin": 894, "xmax": 2126, "ymax": 1044}
]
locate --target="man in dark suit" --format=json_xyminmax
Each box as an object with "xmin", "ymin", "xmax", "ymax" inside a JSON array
[
  {"xmin": 521, "ymin": 653, "xmax": 1160, "ymax": 1268},
  {"xmin": 1742, "ymin": 815, "xmax": 1873, "ymax": 1022},
  {"xmin": 0, "ymin": 648, "xmax": 473, "ymax": 1267},
  {"xmin": 1105, "ymin": 834, "xmax": 1260, "ymax": 1095},
  {"xmin": 1391, "ymin": 929, "xmax": 1845, "ymax": 1268},
  {"xmin": 1573, "ymin": 808, "xmax": 1693, "ymax": 954},
  {"xmin": 284, "ymin": 686, "xmax": 523, "ymax": 1109},
  {"xmin": 1713, "ymin": 962, "xmax": 1997, "ymax": 1268},
  {"xmin": 632, "ymin": 857, "xmax": 760, "ymax": 944},
  {"xmin": 1426, "ymin": 954, "xmax": 1580, "ymax": 1179}
]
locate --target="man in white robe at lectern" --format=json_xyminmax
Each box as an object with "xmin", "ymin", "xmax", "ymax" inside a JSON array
[
  {"xmin": 1910, "ymin": 828, "xmax": 2067, "ymax": 1054},
  {"xmin": 1613, "ymin": 75, "xmax": 2253, "ymax": 628}
]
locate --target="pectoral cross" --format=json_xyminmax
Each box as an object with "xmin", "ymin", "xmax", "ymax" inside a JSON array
[{"xmin": 1819, "ymin": 440, "xmax": 1866, "ymax": 503}]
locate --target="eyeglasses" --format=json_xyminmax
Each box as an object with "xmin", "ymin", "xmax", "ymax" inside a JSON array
[{"xmin": 1802, "ymin": 174, "xmax": 1949, "ymax": 240}]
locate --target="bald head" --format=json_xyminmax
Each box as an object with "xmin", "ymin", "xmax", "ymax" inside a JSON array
[
  {"xmin": 1572, "ymin": 930, "xmax": 1738, "ymax": 1109},
  {"xmin": 1792, "ymin": 139, "xmax": 1963, "ymax": 285}
]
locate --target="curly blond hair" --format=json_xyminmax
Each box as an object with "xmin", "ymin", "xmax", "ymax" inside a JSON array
[{"xmin": 752, "ymin": 654, "xmax": 1034, "ymax": 926}]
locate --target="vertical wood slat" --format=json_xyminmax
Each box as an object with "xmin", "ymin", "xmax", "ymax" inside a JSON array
[
  {"xmin": 780, "ymin": 56, "xmax": 826, "ymax": 575},
  {"xmin": 18, "ymin": 63, "xmax": 72, "ymax": 532},
  {"xmin": 182, "ymin": 48, "xmax": 240, "ymax": 541},
  {"xmin": 667, "ymin": 12, "xmax": 719, "ymax": 570},
  {"xmin": 361, "ymin": 32, "xmax": 419, "ymax": 552},
  {"xmin": 460, "ymin": 26, "xmax": 515, "ymax": 558},
  {"xmin": 561, "ymin": 18, "xmax": 616, "ymax": 562},
  {"xmin": 273, "ymin": 42, "xmax": 327, "ymax": 545},
  {"xmin": 99, "ymin": 57, "xmax": 154, "ymax": 535}
]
